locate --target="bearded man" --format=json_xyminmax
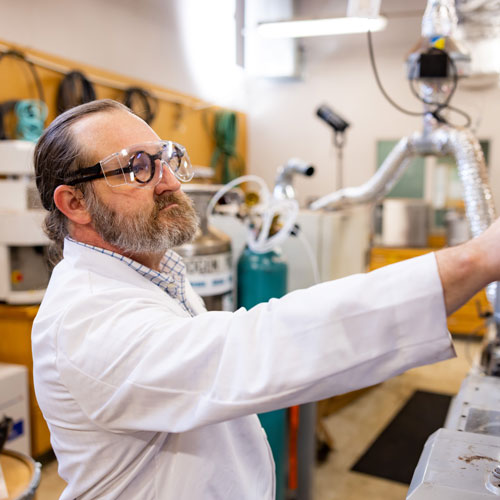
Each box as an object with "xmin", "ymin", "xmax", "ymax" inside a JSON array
[{"xmin": 32, "ymin": 99, "xmax": 500, "ymax": 499}]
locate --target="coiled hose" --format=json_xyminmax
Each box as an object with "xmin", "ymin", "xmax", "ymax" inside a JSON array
[
  {"xmin": 123, "ymin": 87, "xmax": 158, "ymax": 124},
  {"xmin": 56, "ymin": 70, "xmax": 96, "ymax": 114}
]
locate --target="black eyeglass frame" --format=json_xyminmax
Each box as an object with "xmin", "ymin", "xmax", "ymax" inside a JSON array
[
  {"xmin": 66, "ymin": 151, "xmax": 159, "ymax": 187},
  {"xmin": 65, "ymin": 141, "xmax": 192, "ymax": 188}
]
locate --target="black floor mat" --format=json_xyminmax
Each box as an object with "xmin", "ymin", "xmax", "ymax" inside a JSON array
[{"xmin": 351, "ymin": 390, "xmax": 452, "ymax": 484}]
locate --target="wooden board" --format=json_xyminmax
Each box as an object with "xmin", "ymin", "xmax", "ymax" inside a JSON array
[{"xmin": 0, "ymin": 37, "xmax": 246, "ymax": 181}]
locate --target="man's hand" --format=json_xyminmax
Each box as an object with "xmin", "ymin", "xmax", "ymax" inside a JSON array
[{"xmin": 436, "ymin": 217, "xmax": 500, "ymax": 316}]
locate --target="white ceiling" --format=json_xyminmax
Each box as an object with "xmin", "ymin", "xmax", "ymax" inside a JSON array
[
  {"xmin": 295, "ymin": 0, "xmax": 428, "ymax": 19},
  {"xmin": 290, "ymin": 0, "xmax": 430, "ymax": 58}
]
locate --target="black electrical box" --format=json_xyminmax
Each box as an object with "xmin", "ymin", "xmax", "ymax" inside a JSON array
[{"xmin": 419, "ymin": 50, "xmax": 449, "ymax": 78}]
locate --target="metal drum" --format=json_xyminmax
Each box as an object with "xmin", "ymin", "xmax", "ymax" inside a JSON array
[
  {"xmin": 175, "ymin": 185, "xmax": 233, "ymax": 311},
  {"xmin": 0, "ymin": 449, "xmax": 41, "ymax": 500},
  {"xmin": 382, "ymin": 198, "xmax": 429, "ymax": 247}
]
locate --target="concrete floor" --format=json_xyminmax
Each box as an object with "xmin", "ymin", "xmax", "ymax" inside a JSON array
[{"xmin": 33, "ymin": 336, "xmax": 481, "ymax": 500}]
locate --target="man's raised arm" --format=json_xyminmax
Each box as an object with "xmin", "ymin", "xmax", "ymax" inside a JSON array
[{"xmin": 436, "ymin": 217, "xmax": 500, "ymax": 316}]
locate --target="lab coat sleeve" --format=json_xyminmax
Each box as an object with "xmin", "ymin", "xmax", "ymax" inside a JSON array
[{"xmin": 55, "ymin": 252, "xmax": 454, "ymax": 433}]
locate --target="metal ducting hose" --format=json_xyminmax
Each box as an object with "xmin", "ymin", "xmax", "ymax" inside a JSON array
[{"xmin": 309, "ymin": 136, "xmax": 415, "ymax": 210}]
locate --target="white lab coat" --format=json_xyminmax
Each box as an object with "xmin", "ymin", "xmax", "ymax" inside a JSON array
[{"xmin": 32, "ymin": 238, "xmax": 454, "ymax": 499}]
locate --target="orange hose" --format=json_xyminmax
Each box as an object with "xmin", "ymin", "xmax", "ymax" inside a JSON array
[{"xmin": 288, "ymin": 405, "xmax": 300, "ymax": 491}]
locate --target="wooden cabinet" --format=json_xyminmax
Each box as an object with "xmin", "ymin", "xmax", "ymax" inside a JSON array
[
  {"xmin": 369, "ymin": 247, "xmax": 490, "ymax": 336},
  {"xmin": 0, "ymin": 304, "xmax": 51, "ymax": 457}
]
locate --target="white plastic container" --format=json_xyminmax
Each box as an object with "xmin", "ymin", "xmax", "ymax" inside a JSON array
[{"xmin": 0, "ymin": 363, "xmax": 30, "ymax": 455}]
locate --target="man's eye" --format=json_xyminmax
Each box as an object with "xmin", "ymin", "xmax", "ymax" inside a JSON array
[{"xmin": 131, "ymin": 153, "xmax": 152, "ymax": 182}]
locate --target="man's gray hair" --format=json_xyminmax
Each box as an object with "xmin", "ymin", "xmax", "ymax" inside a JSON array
[{"xmin": 34, "ymin": 99, "xmax": 131, "ymax": 264}]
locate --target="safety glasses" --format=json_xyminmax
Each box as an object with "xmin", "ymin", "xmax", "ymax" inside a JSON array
[{"xmin": 66, "ymin": 140, "xmax": 193, "ymax": 188}]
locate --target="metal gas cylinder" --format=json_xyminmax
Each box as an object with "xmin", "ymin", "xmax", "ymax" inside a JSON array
[
  {"xmin": 174, "ymin": 184, "xmax": 233, "ymax": 311},
  {"xmin": 237, "ymin": 247, "xmax": 288, "ymax": 500},
  {"xmin": 237, "ymin": 247, "xmax": 287, "ymax": 307}
]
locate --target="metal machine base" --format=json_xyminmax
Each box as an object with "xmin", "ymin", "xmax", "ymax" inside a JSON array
[{"xmin": 408, "ymin": 374, "xmax": 500, "ymax": 499}]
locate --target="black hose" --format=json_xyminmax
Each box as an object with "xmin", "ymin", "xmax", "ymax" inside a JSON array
[
  {"xmin": 122, "ymin": 87, "xmax": 158, "ymax": 124},
  {"xmin": 56, "ymin": 71, "xmax": 96, "ymax": 114},
  {"xmin": 0, "ymin": 100, "xmax": 18, "ymax": 140},
  {"xmin": 0, "ymin": 50, "xmax": 45, "ymax": 103},
  {"xmin": 0, "ymin": 50, "xmax": 47, "ymax": 139}
]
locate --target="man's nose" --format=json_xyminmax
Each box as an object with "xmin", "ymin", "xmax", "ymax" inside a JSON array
[{"xmin": 155, "ymin": 161, "xmax": 181, "ymax": 195}]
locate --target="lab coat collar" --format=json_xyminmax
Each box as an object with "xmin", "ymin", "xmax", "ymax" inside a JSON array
[{"xmin": 62, "ymin": 238, "xmax": 205, "ymax": 317}]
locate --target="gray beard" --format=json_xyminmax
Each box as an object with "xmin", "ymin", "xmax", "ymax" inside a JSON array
[{"xmin": 86, "ymin": 189, "xmax": 199, "ymax": 255}]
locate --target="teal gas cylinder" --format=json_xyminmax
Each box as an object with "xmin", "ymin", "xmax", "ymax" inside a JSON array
[
  {"xmin": 237, "ymin": 247, "xmax": 287, "ymax": 500},
  {"xmin": 237, "ymin": 247, "xmax": 287, "ymax": 306}
]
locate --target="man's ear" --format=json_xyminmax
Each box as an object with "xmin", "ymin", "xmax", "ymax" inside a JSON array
[{"xmin": 53, "ymin": 185, "xmax": 92, "ymax": 225}]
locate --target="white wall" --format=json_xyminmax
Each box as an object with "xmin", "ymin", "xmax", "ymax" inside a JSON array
[
  {"xmin": 0, "ymin": 0, "xmax": 188, "ymax": 92},
  {"xmin": 1, "ymin": 0, "xmax": 499, "ymax": 210}
]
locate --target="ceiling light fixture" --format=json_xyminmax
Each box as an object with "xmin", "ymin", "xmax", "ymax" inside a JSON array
[{"xmin": 256, "ymin": 16, "xmax": 388, "ymax": 39}]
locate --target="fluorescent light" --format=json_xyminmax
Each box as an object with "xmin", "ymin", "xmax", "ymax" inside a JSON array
[{"xmin": 257, "ymin": 16, "xmax": 387, "ymax": 39}]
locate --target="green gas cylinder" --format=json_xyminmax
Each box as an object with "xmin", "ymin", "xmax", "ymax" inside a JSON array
[
  {"xmin": 237, "ymin": 247, "xmax": 287, "ymax": 306},
  {"xmin": 237, "ymin": 246, "xmax": 287, "ymax": 500}
]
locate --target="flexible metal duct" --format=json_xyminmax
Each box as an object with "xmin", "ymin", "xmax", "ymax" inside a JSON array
[
  {"xmin": 309, "ymin": 136, "xmax": 414, "ymax": 211},
  {"xmin": 446, "ymin": 126, "xmax": 497, "ymax": 304},
  {"xmin": 422, "ymin": 0, "xmax": 458, "ymax": 38},
  {"xmin": 309, "ymin": 123, "xmax": 494, "ymax": 223},
  {"xmin": 445, "ymin": 126, "xmax": 496, "ymax": 236},
  {"xmin": 309, "ymin": 120, "xmax": 497, "ymax": 301}
]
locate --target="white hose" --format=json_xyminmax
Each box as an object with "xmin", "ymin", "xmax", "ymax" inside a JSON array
[
  {"xmin": 206, "ymin": 175, "xmax": 270, "ymax": 221},
  {"xmin": 247, "ymin": 198, "xmax": 299, "ymax": 254},
  {"xmin": 296, "ymin": 230, "xmax": 321, "ymax": 285},
  {"xmin": 206, "ymin": 174, "xmax": 299, "ymax": 254},
  {"xmin": 206, "ymin": 174, "xmax": 320, "ymax": 284}
]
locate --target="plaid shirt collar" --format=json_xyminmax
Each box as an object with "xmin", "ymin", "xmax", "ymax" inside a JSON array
[{"xmin": 68, "ymin": 238, "xmax": 194, "ymax": 315}]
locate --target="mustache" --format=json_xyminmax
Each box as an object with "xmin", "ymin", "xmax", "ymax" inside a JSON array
[
  {"xmin": 153, "ymin": 191, "xmax": 196, "ymax": 219},
  {"xmin": 154, "ymin": 191, "xmax": 188, "ymax": 211}
]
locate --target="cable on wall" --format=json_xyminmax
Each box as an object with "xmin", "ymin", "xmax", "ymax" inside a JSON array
[
  {"xmin": 0, "ymin": 49, "xmax": 46, "ymax": 103},
  {"xmin": 56, "ymin": 71, "xmax": 97, "ymax": 114},
  {"xmin": 0, "ymin": 50, "xmax": 47, "ymax": 140},
  {"xmin": 0, "ymin": 43, "xmax": 212, "ymax": 111},
  {"xmin": 122, "ymin": 87, "xmax": 158, "ymax": 124}
]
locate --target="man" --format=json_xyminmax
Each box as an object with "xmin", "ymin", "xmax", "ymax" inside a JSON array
[{"xmin": 32, "ymin": 99, "xmax": 499, "ymax": 499}]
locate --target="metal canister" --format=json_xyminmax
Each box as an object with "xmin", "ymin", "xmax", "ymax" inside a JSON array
[
  {"xmin": 237, "ymin": 246, "xmax": 288, "ymax": 500},
  {"xmin": 174, "ymin": 185, "xmax": 233, "ymax": 311},
  {"xmin": 382, "ymin": 198, "xmax": 429, "ymax": 247},
  {"xmin": 237, "ymin": 247, "xmax": 287, "ymax": 308}
]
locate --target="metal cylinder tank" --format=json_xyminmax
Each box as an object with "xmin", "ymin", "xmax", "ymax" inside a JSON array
[
  {"xmin": 237, "ymin": 247, "xmax": 288, "ymax": 500},
  {"xmin": 237, "ymin": 247, "xmax": 287, "ymax": 307},
  {"xmin": 174, "ymin": 185, "xmax": 233, "ymax": 311}
]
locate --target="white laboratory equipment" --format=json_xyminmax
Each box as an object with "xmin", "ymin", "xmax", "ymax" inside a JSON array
[{"xmin": 0, "ymin": 140, "xmax": 49, "ymax": 304}]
